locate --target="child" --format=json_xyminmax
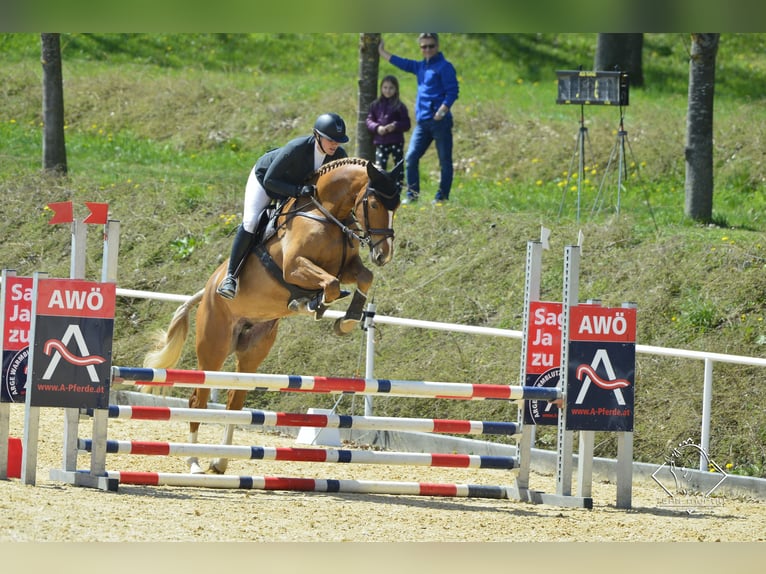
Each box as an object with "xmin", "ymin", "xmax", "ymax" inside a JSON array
[{"xmin": 366, "ymin": 75, "xmax": 411, "ymax": 178}]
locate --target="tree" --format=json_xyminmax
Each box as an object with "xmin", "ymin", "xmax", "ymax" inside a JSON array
[
  {"xmin": 356, "ymin": 33, "xmax": 381, "ymax": 160},
  {"xmin": 684, "ymin": 33, "xmax": 720, "ymax": 222},
  {"xmin": 594, "ymin": 33, "xmax": 644, "ymax": 87},
  {"xmin": 41, "ymin": 33, "xmax": 67, "ymax": 175}
]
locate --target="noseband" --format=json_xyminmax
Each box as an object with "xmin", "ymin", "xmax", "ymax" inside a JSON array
[{"xmin": 355, "ymin": 183, "xmax": 396, "ymax": 250}]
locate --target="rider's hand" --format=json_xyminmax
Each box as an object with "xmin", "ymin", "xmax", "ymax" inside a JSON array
[{"xmin": 298, "ymin": 185, "xmax": 315, "ymax": 198}]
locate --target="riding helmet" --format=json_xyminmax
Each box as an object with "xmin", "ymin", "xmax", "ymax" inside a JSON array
[{"xmin": 313, "ymin": 112, "xmax": 349, "ymax": 143}]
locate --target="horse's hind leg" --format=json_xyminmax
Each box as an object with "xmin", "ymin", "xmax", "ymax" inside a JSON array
[
  {"xmin": 207, "ymin": 389, "xmax": 247, "ymax": 474},
  {"xmin": 187, "ymin": 387, "xmax": 213, "ymax": 474},
  {"xmin": 187, "ymin": 295, "xmax": 234, "ymax": 474},
  {"xmin": 209, "ymin": 320, "xmax": 280, "ymax": 474}
]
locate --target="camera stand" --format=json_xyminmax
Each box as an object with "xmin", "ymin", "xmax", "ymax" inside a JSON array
[
  {"xmin": 558, "ymin": 104, "xmax": 593, "ymax": 223},
  {"xmin": 590, "ymin": 108, "xmax": 657, "ymax": 228}
]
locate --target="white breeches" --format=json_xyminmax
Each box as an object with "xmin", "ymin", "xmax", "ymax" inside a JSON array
[{"xmin": 242, "ymin": 169, "xmax": 272, "ymax": 233}]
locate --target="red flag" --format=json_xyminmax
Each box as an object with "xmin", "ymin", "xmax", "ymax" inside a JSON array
[
  {"xmin": 83, "ymin": 202, "xmax": 109, "ymax": 225},
  {"xmin": 47, "ymin": 201, "xmax": 74, "ymax": 225}
]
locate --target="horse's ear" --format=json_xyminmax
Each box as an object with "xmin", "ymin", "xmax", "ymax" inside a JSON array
[
  {"xmin": 392, "ymin": 159, "xmax": 404, "ymax": 181},
  {"xmin": 367, "ymin": 159, "xmax": 383, "ymax": 179}
]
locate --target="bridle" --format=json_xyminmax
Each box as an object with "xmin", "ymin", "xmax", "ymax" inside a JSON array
[
  {"xmin": 306, "ymin": 181, "xmax": 396, "ymax": 251},
  {"xmin": 355, "ymin": 182, "xmax": 397, "ymax": 250}
]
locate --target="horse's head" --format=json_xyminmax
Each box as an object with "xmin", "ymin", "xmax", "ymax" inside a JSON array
[
  {"xmin": 310, "ymin": 158, "xmax": 402, "ymax": 267},
  {"xmin": 354, "ymin": 159, "xmax": 403, "ymax": 267}
]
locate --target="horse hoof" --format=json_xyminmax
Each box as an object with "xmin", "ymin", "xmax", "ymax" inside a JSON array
[
  {"xmin": 209, "ymin": 459, "xmax": 228, "ymax": 474},
  {"xmin": 314, "ymin": 304, "xmax": 328, "ymax": 320},
  {"xmin": 288, "ymin": 298, "xmax": 310, "ymax": 314},
  {"xmin": 333, "ymin": 318, "xmax": 358, "ymax": 336},
  {"xmin": 189, "ymin": 462, "xmax": 205, "ymax": 475}
]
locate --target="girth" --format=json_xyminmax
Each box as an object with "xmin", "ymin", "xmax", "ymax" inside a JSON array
[{"xmin": 253, "ymin": 244, "xmax": 322, "ymax": 302}]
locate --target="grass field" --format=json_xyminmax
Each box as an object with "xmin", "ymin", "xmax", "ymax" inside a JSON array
[{"xmin": 1, "ymin": 33, "xmax": 765, "ymax": 477}]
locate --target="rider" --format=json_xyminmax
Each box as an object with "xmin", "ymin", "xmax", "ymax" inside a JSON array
[{"xmin": 216, "ymin": 113, "xmax": 350, "ymax": 300}]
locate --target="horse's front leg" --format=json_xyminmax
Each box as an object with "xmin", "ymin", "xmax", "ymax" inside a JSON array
[
  {"xmin": 283, "ymin": 254, "xmax": 344, "ymax": 314},
  {"xmin": 333, "ymin": 255, "xmax": 373, "ymax": 335}
]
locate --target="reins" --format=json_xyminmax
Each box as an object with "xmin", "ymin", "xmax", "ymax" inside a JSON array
[
  {"xmin": 308, "ymin": 194, "xmax": 371, "ymax": 248},
  {"xmin": 274, "ymin": 158, "xmax": 397, "ymax": 252}
]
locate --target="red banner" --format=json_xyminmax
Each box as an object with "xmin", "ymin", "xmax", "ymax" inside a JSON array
[
  {"xmin": 525, "ymin": 301, "xmax": 563, "ymax": 374},
  {"xmin": 36, "ymin": 279, "xmax": 116, "ymax": 319},
  {"xmin": 3, "ymin": 276, "xmax": 32, "ymax": 351},
  {"xmin": 569, "ymin": 304, "xmax": 637, "ymax": 343}
]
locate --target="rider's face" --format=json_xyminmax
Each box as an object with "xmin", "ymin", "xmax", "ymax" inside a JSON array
[{"xmin": 319, "ymin": 136, "xmax": 340, "ymax": 155}]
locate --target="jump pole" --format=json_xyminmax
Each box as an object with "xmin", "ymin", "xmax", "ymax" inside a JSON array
[
  {"xmin": 104, "ymin": 471, "xmax": 513, "ymax": 499},
  {"xmin": 111, "ymin": 367, "xmax": 561, "ymax": 402},
  {"xmin": 79, "ymin": 438, "xmax": 518, "ymax": 469},
  {"xmin": 512, "ymin": 235, "xmax": 545, "ymax": 501},
  {"xmin": 102, "ymin": 404, "xmax": 521, "ymax": 436},
  {"xmin": 555, "ymin": 244, "xmax": 580, "ymax": 501},
  {"xmin": 363, "ymin": 301, "xmax": 376, "ymax": 416}
]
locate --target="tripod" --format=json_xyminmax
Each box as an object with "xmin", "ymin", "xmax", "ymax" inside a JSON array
[
  {"xmin": 591, "ymin": 107, "xmax": 629, "ymax": 215},
  {"xmin": 558, "ymin": 104, "xmax": 593, "ymax": 223},
  {"xmin": 590, "ymin": 108, "xmax": 657, "ymax": 229}
]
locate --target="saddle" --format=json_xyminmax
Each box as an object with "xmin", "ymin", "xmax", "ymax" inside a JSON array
[{"xmin": 253, "ymin": 202, "xmax": 281, "ymax": 246}]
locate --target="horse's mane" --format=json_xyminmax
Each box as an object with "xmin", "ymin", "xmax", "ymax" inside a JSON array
[{"xmin": 312, "ymin": 157, "xmax": 368, "ymax": 179}]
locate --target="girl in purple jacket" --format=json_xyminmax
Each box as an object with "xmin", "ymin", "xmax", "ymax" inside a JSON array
[{"xmin": 366, "ymin": 75, "xmax": 411, "ymax": 179}]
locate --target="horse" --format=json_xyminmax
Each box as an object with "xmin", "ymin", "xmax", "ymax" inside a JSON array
[{"xmin": 143, "ymin": 157, "xmax": 403, "ymax": 474}]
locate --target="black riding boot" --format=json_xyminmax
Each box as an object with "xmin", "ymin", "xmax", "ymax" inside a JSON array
[{"xmin": 216, "ymin": 226, "xmax": 256, "ymax": 300}]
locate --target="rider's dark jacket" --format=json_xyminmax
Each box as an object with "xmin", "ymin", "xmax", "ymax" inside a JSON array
[{"xmin": 254, "ymin": 135, "xmax": 348, "ymax": 200}]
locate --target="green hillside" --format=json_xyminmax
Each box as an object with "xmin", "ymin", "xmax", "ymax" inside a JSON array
[{"xmin": 1, "ymin": 33, "xmax": 765, "ymax": 477}]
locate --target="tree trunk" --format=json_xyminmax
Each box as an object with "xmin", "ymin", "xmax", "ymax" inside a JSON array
[
  {"xmin": 356, "ymin": 33, "xmax": 380, "ymax": 160},
  {"xmin": 41, "ymin": 33, "xmax": 67, "ymax": 175},
  {"xmin": 594, "ymin": 33, "xmax": 644, "ymax": 87},
  {"xmin": 684, "ymin": 33, "xmax": 719, "ymax": 222}
]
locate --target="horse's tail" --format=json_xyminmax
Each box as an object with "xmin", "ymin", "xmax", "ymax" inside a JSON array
[{"xmin": 139, "ymin": 289, "xmax": 204, "ymax": 394}]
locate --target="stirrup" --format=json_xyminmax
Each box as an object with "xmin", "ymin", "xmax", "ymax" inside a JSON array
[{"xmin": 216, "ymin": 276, "xmax": 238, "ymax": 300}]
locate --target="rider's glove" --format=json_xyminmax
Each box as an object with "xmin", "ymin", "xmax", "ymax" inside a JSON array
[{"xmin": 298, "ymin": 185, "xmax": 315, "ymax": 198}]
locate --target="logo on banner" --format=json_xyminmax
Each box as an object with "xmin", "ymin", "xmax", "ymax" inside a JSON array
[
  {"xmin": 572, "ymin": 349, "xmax": 631, "ymax": 405},
  {"xmin": 41, "ymin": 324, "xmax": 107, "ymax": 382},
  {"xmin": 4, "ymin": 347, "xmax": 29, "ymax": 402},
  {"xmin": 526, "ymin": 366, "xmax": 561, "ymax": 423}
]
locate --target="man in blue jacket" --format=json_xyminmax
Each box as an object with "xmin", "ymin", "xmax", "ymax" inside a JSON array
[{"xmin": 379, "ymin": 33, "xmax": 459, "ymax": 205}]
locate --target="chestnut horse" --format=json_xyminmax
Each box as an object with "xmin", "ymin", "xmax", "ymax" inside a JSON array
[{"xmin": 143, "ymin": 157, "xmax": 402, "ymax": 473}]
